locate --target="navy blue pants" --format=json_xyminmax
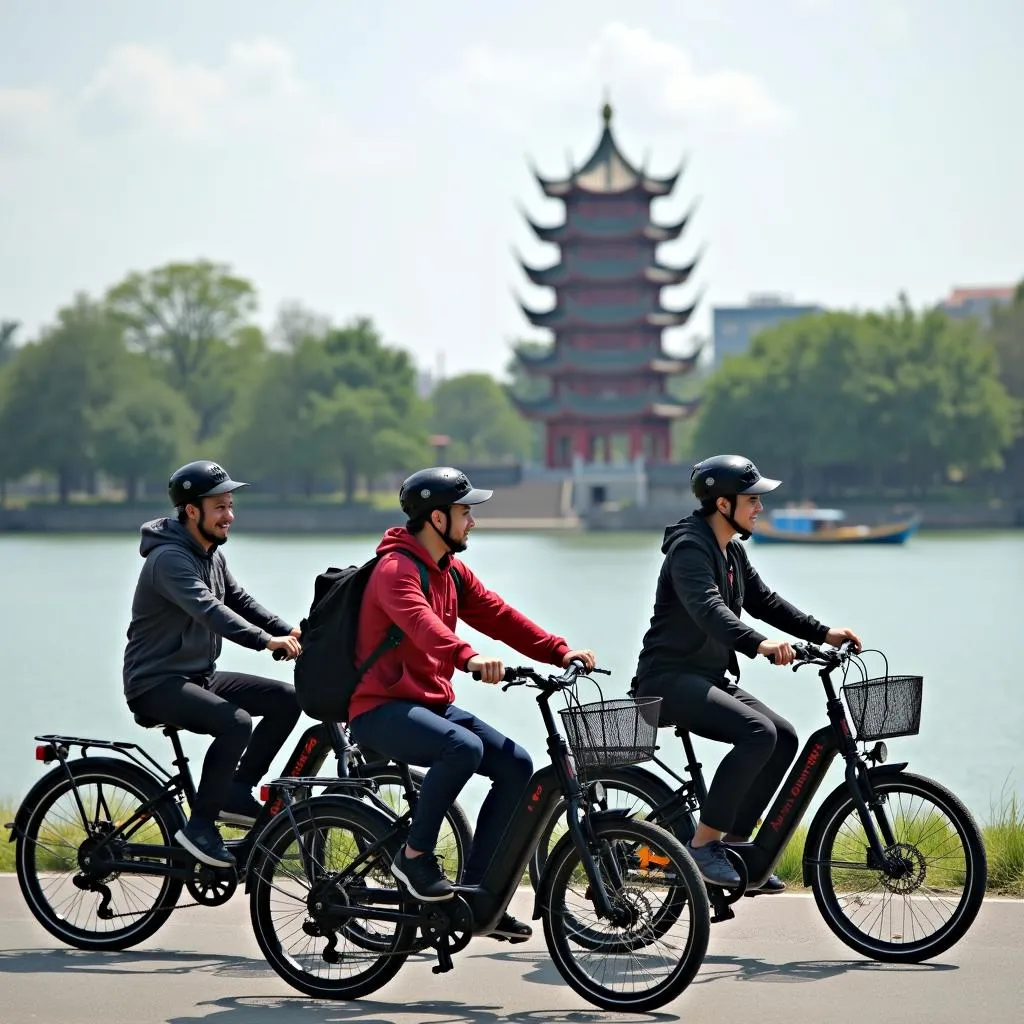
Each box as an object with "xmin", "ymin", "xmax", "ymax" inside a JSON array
[{"xmin": 349, "ymin": 701, "xmax": 534, "ymax": 884}]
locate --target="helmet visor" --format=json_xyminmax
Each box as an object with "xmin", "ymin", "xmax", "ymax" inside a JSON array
[{"xmin": 740, "ymin": 476, "xmax": 781, "ymax": 495}]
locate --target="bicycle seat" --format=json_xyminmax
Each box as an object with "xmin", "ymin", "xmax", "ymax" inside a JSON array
[{"xmin": 133, "ymin": 712, "xmax": 177, "ymax": 732}]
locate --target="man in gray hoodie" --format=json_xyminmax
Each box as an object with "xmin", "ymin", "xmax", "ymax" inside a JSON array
[{"xmin": 123, "ymin": 460, "xmax": 302, "ymax": 868}]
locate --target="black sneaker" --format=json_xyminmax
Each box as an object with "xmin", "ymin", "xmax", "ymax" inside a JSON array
[
  {"xmin": 390, "ymin": 848, "xmax": 454, "ymax": 902},
  {"xmin": 749, "ymin": 873, "xmax": 786, "ymax": 894},
  {"xmin": 686, "ymin": 840, "xmax": 741, "ymax": 887},
  {"xmin": 488, "ymin": 912, "xmax": 532, "ymax": 943},
  {"xmin": 218, "ymin": 782, "xmax": 263, "ymax": 827},
  {"xmin": 175, "ymin": 819, "xmax": 236, "ymax": 868}
]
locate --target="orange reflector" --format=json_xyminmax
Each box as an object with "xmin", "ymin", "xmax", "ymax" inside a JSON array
[{"xmin": 636, "ymin": 846, "xmax": 670, "ymax": 869}]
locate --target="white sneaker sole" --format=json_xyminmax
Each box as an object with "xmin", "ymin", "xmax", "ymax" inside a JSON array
[
  {"xmin": 175, "ymin": 828, "xmax": 236, "ymax": 868},
  {"xmin": 390, "ymin": 860, "xmax": 454, "ymax": 902}
]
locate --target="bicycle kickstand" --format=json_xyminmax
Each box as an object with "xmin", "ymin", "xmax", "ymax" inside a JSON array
[{"xmin": 432, "ymin": 934, "xmax": 454, "ymax": 975}]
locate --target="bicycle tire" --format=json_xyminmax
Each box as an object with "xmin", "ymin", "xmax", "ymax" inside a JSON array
[
  {"xmin": 15, "ymin": 758, "xmax": 185, "ymax": 950},
  {"xmin": 540, "ymin": 816, "xmax": 710, "ymax": 1012},
  {"xmin": 808, "ymin": 771, "xmax": 987, "ymax": 963},
  {"xmin": 249, "ymin": 794, "xmax": 416, "ymax": 999}
]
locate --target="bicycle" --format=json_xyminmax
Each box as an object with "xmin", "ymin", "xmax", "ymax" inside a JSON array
[
  {"xmin": 246, "ymin": 660, "xmax": 711, "ymax": 1012},
  {"xmin": 6, "ymin": 712, "xmax": 472, "ymax": 952},
  {"xmin": 529, "ymin": 641, "xmax": 988, "ymax": 964}
]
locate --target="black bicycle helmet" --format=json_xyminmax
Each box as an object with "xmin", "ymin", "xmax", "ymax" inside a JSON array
[
  {"xmin": 399, "ymin": 467, "xmax": 493, "ymax": 519},
  {"xmin": 690, "ymin": 455, "xmax": 781, "ymax": 503},
  {"xmin": 168, "ymin": 460, "xmax": 248, "ymax": 508}
]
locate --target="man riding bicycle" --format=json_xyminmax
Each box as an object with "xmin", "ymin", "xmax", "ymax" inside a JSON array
[
  {"xmin": 122, "ymin": 460, "xmax": 303, "ymax": 869},
  {"xmin": 347, "ymin": 466, "xmax": 597, "ymax": 941},
  {"xmin": 632, "ymin": 454, "xmax": 861, "ymax": 891}
]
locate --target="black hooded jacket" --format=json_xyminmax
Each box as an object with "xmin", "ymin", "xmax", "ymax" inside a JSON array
[
  {"xmin": 633, "ymin": 513, "xmax": 830, "ymax": 684},
  {"xmin": 122, "ymin": 518, "xmax": 294, "ymax": 701}
]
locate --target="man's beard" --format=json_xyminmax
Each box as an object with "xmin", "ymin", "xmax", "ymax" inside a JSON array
[
  {"xmin": 198, "ymin": 510, "xmax": 227, "ymax": 547},
  {"xmin": 447, "ymin": 536, "xmax": 468, "ymax": 554}
]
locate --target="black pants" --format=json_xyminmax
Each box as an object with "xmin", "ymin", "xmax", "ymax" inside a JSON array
[
  {"xmin": 128, "ymin": 672, "xmax": 301, "ymax": 823},
  {"xmin": 636, "ymin": 673, "xmax": 798, "ymax": 837},
  {"xmin": 349, "ymin": 701, "xmax": 534, "ymax": 885}
]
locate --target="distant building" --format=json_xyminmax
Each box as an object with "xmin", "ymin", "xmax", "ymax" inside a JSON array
[
  {"xmin": 938, "ymin": 285, "xmax": 1015, "ymax": 326},
  {"xmin": 712, "ymin": 294, "xmax": 824, "ymax": 366}
]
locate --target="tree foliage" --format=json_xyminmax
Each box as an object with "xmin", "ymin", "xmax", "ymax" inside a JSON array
[
  {"xmin": 429, "ymin": 372, "xmax": 533, "ymax": 464},
  {"xmin": 693, "ymin": 302, "xmax": 1019, "ymax": 495}
]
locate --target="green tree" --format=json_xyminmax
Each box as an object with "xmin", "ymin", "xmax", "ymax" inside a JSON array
[
  {"xmin": 985, "ymin": 280, "xmax": 1024, "ymax": 492},
  {"xmin": 693, "ymin": 303, "xmax": 1018, "ymax": 497},
  {"xmin": 429, "ymin": 372, "xmax": 533, "ymax": 463},
  {"xmin": 0, "ymin": 320, "xmax": 18, "ymax": 366},
  {"xmin": 227, "ymin": 317, "xmax": 430, "ymax": 499},
  {"xmin": 90, "ymin": 357, "xmax": 197, "ymax": 501},
  {"xmin": 105, "ymin": 260, "xmax": 259, "ymax": 441},
  {"xmin": 0, "ymin": 296, "xmax": 127, "ymax": 501}
]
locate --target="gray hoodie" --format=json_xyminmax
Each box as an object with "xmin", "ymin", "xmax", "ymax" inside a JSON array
[{"xmin": 122, "ymin": 518, "xmax": 294, "ymax": 701}]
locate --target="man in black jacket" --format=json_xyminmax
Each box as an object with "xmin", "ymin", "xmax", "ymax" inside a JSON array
[
  {"xmin": 123, "ymin": 461, "xmax": 302, "ymax": 869},
  {"xmin": 633, "ymin": 454, "xmax": 861, "ymax": 890}
]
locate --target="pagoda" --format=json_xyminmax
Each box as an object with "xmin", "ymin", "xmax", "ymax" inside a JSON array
[{"xmin": 511, "ymin": 102, "xmax": 703, "ymax": 469}]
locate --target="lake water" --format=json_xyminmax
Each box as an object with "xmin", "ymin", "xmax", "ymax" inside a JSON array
[{"xmin": 1, "ymin": 528, "xmax": 1021, "ymax": 827}]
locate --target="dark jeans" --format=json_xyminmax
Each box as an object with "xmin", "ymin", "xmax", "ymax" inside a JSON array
[
  {"xmin": 349, "ymin": 701, "xmax": 534, "ymax": 885},
  {"xmin": 128, "ymin": 672, "xmax": 301, "ymax": 823},
  {"xmin": 636, "ymin": 672, "xmax": 798, "ymax": 837}
]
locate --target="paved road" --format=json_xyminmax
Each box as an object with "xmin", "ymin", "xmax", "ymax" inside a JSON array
[{"xmin": 0, "ymin": 876, "xmax": 1017, "ymax": 1023}]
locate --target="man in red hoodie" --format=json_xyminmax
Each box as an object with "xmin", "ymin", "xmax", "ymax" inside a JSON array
[{"xmin": 348, "ymin": 466, "xmax": 597, "ymax": 942}]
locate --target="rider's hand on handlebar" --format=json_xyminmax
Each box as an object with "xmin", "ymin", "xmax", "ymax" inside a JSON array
[
  {"xmin": 758, "ymin": 639, "xmax": 796, "ymax": 666},
  {"xmin": 267, "ymin": 635, "xmax": 302, "ymax": 660},
  {"xmin": 825, "ymin": 627, "xmax": 862, "ymax": 653},
  {"xmin": 562, "ymin": 648, "xmax": 597, "ymax": 671},
  {"xmin": 467, "ymin": 655, "xmax": 505, "ymax": 684}
]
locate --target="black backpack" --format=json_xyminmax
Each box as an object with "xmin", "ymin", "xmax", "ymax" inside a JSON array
[{"xmin": 292, "ymin": 549, "xmax": 463, "ymax": 723}]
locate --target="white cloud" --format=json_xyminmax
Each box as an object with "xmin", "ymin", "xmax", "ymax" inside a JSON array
[
  {"xmin": 430, "ymin": 22, "xmax": 790, "ymax": 132},
  {"xmin": 78, "ymin": 39, "xmax": 399, "ymax": 175}
]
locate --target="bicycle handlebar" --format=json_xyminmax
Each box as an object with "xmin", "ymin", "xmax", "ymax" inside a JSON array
[
  {"xmin": 472, "ymin": 658, "xmax": 611, "ymax": 692},
  {"xmin": 765, "ymin": 640, "xmax": 860, "ymax": 671}
]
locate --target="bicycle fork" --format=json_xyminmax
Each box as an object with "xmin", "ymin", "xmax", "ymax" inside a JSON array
[{"xmin": 845, "ymin": 760, "xmax": 901, "ymax": 872}]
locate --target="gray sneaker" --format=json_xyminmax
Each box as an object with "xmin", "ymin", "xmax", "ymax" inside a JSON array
[{"xmin": 686, "ymin": 840, "xmax": 741, "ymax": 887}]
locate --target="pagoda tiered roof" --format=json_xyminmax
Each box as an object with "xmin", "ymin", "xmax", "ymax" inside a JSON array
[
  {"xmin": 523, "ymin": 208, "xmax": 695, "ymax": 246},
  {"xmin": 518, "ymin": 296, "xmax": 698, "ymax": 331},
  {"xmin": 519, "ymin": 252, "xmax": 698, "ymax": 288},
  {"xmin": 513, "ymin": 342, "xmax": 700, "ymax": 376},
  {"xmin": 531, "ymin": 103, "xmax": 681, "ymax": 198},
  {"xmin": 512, "ymin": 391, "xmax": 700, "ymax": 421}
]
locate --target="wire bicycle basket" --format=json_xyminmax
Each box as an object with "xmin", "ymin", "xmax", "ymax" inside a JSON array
[
  {"xmin": 559, "ymin": 696, "xmax": 662, "ymax": 770},
  {"xmin": 841, "ymin": 674, "xmax": 923, "ymax": 741}
]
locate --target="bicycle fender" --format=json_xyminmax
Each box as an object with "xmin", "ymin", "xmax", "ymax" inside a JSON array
[
  {"xmin": 800, "ymin": 761, "xmax": 909, "ymax": 886},
  {"xmin": 9, "ymin": 756, "xmax": 180, "ymax": 842}
]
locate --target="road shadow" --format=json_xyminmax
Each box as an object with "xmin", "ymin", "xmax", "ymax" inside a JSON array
[
  {"xmin": 696, "ymin": 953, "xmax": 958, "ymax": 985},
  {"xmin": 165, "ymin": 996, "xmax": 681, "ymax": 1024},
  {"xmin": 0, "ymin": 946, "xmax": 283, "ymax": 979}
]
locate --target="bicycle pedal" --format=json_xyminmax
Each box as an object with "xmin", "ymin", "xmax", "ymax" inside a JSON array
[{"xmin": 710, "ymin": 907, "xmax": 736, "ymax": 924}]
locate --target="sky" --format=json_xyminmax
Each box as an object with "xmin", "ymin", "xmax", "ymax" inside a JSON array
[{"xmin": 1, "ymin": 0, "xmax": 1021, "ymax": 379}]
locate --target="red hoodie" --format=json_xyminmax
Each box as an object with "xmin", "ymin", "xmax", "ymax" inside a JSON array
[{"xmin": 348, "ymin": 527, "xmax": 570, "ymax": 721}]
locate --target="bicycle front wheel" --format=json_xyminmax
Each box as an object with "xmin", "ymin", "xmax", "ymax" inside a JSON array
[
  {"xmin": 540, "ymin": 817, "xmax": 709, "ymax": 1013},
  {"xmin": 248, "ymin": 795, "xmax": 416, "ymax": 1000},
  {"xmin": 809, "ymin": 771, "xmax": 987, "ymax": 963}
]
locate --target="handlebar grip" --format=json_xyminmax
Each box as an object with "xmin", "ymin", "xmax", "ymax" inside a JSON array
[
  {"xmin": 272, "ymin": 648, "xmax": 286, "ymax": 661},
  {"xmin": 473, "ymin": 668, "xmax": 516, "ymax": 682}
]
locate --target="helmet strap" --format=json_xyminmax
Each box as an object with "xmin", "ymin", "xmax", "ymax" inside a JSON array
[
  {"xmin": 719, "ymin": 496, "xmax": 751, "ymax": 542},
  {"xmin": 427, "ymin": 507, "xmax": 466, "ymax": 554}
]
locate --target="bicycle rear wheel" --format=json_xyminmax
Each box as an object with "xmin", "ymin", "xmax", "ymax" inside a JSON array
[
  {"xmin": 248, "ymin": 795, "xmax": 416, "ymax": 1000},
  {"xmin": 540, "ymin": 817, "xmax": 710, "ymax": 1012},
  {"xmin": 808, "ymin": 771, "xmax": 987, "ymax": 963},
  {"xmin": 15, "ymin": 759, "xmax": 184, "ymax": 950}
]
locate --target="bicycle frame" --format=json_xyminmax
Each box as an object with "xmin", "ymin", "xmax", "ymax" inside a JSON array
[
  {"xmin": 11, "ymin": 719, "xmax": 387, "ymax": 882},
  {"xmin": 612, "ymin": 651, "xmax": 911, "ymax": 895},
  {"xmin": 265, "ymin": 670, "xmax": 627, "ymax": 949}
]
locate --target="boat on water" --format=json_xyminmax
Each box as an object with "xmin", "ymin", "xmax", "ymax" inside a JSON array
[{"xmin": 752, "ymin": 506, "xmax": 921, "ymax": 545}]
